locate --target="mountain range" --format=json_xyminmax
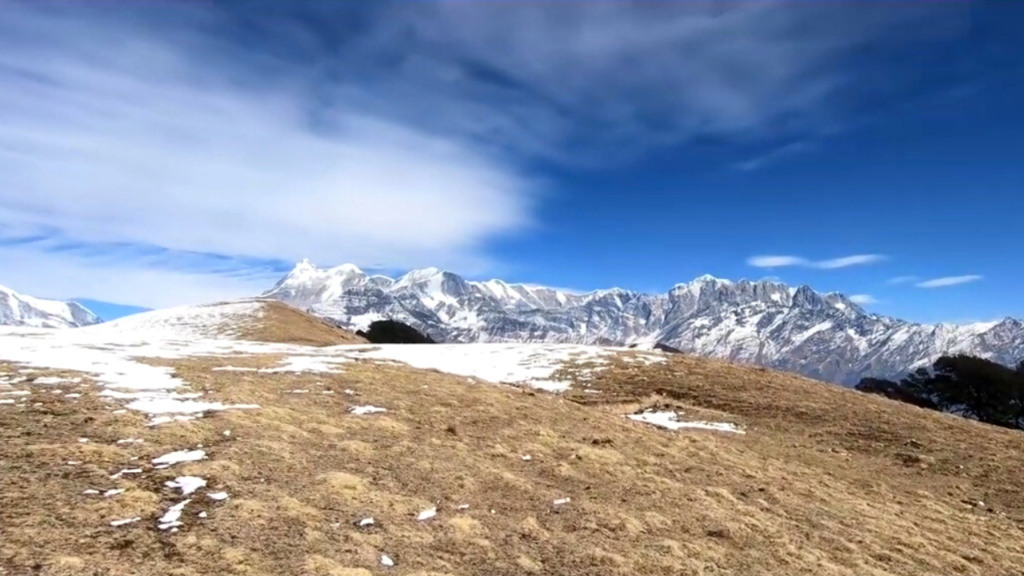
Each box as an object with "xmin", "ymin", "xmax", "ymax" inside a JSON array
[
  {"xmin": 0, "ymin": 284, "xmax": 100, "ymax": 328},
  {"xmin": 263, "ymin": 260, "xmax": 1024, "ymax": 385}
]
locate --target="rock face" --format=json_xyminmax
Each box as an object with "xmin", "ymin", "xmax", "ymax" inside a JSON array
[
  {"xmin": 0, "ymin": 284, "xmax": 100, "ymax": 328},
  {"xmin": 262, "ymin": 261, "xmax": 1024, "ymax": 385}
]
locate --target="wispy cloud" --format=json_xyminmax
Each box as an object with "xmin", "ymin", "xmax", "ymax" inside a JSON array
[
  {"xmin": 886, "ymin": 275, "xmax": 919, "ymax": 285},
  {"xmin": 734, "ymin": 141, "xmax": 811, "ymax": 171},
  {"xmin": 814, "ymin": 254, "xmax": 888, "ymax": 269},
  {"xmin": 848, "ymin": 294, "xmax": 878, "ymax": 305},
  {"xmin": 0, "ymin": 4, "xmax": 536, "ymax": 306},
  {"xmin": 0, "ymin": 3, "xmax": 970, "ymax": 306},
  {"xmin": 747, "ymin": 256, "xmax": 809, "ymax": 268},
  {"xmin": 915, "ymin": 275, "xmax": 983, "ymax": 288},
  {"xmin": 747, "ymin": 254, "xmax": 886, "ymax": 269}
]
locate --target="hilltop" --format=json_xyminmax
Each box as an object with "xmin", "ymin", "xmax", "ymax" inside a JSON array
[{"xmin": 2, "ymin": 300, "xmax": 1024, "ymax": 575}]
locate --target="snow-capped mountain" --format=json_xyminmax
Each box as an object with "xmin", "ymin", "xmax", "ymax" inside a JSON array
[
  {"xmin": 0, "ymin": 284, "xmax": 100, "ymax": 328},
  {"xmin": 262, "ymin": 261, "xmax": 1024, "ymax": 384}
]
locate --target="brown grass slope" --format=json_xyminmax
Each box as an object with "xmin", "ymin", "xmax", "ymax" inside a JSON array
[
  {"xmin": 2, "ymin": 322, "xmax": 1024, "ymax": 576},
  {"xmin": 235, "ymin": 299, "xmax": 368, "ymax": 346}
]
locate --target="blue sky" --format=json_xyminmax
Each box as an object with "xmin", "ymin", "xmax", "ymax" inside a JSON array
[{"xmin": 0, "ymin": 1, "xmax": 1022, "ymax": 323}]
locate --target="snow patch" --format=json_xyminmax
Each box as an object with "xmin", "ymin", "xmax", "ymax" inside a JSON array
[
  {"xmin": 166, "ymin": 476, "xmax": 207, "ymax": 496},
  {"xmin": 628, "ymin": 410, "xmax": 745, "ymax": 434},
  {"xmin": 152, "ymin": 449, "xmax": 206, "ymax": 466},
  {"xmin": 158, "ymin": 499, "xmax": 191, "ymax": 530}
]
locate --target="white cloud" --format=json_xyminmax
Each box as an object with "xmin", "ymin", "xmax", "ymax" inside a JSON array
[
  {"xmin": 0, "ymin": 4, "xmax": 969, "ymax": 306},
  {"xmin": 915, "ymin": 275, "xmax": 983, "ymax": 289},
  {"xmin": 747, "ymin": 256, "xmax": 809, "ymax": 268},
  {"xmin": 747, "ymin": 254, "xmax": 885, "ymax": 269},
  {"xmin": 848, "ymin": 294, "xmax": 878, "ymax": 305},
  {"xmin": 0, "ymin": 4, "xmax": 535, "ymax": 304},
  {"xmin": 0, "ymin": 245, "xmax": 276, "ymax": 309},
  {"xmin": 813, "ymin": 254, "xmax": 888, "ymax": 269}
]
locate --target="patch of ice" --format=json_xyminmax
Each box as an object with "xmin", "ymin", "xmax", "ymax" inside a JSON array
[
  {"xmin": 166, "ymin": 476, "xmax": 207, "ymax": 496},
  {"xmin": 284, "ymin": 389, "xmax": 310, "ymax": 394},
  {"xmin": 627, "ymin": 410, "xmax": 745, "ymax": 434},
  {"xmin": 112, "ymin": 409, "xmax": 127, "ymax": 414},
  {"xmin": 211, "ymin": 366, "xmax": 257, "ymax": 372},
  {"xmin": 553, "ymin": 497, "xmax": 571, "ymax": 506},
  {"xmin": 416, "ymin": 507, "xmax": 437, "ymax": 521},
  {"xmin": 1, "ymin": 390, "xmax": 30, "ymax": 396},
  {"xmin": 103, "ymin": 488, "xmax": 125, "ymax": 497},
  {"xmin": 152, "ymin": 449, "xmax": 206, "ymax": 466},
  {"xmin": 350, "ymin": 405, "xmax": 386, "ymax": 415},
  {"xmin": 67, "ymin": 460, "xmax": 82, "ymax": 465},
  {"xmin": 116, "ymin": 438, "xmax": 144, "ymax": 444},
  {"xmin": 0, "ymin": 399, "xmax": 14, "ymax": 405},
  {"xmin": 457, "ymin": 504, "xmax": 470, "ymax": 511},
  {"xmin": 521, "ymin": 455, "xmax": 532, "ymax": 461},
  {"xmin": 158, "ymin": 499, "xmax": 191, "ymax": 530},
  {"xmin": 110, "ymin": 517, "xmax": 140, "ymax": 527},
  {"xmin": 198, "ymin": 511, "xmax": 208, "ymax": 518},
  {"xmin": 83, "ymin": 489, "xmax": 100, "ymax": 495},
  {"xmin": 207, "ymin": 491, "xmax": 229, "ymax": 501},
  {"xmin": 358, "ymin": 517, "xmax": 374, "ymax": 527},
  {"xmin": 380, "ymin": 555, "xmax": 394, "ymax": 567},
  {"xmin": 78, "ymin": 438, "xmax": 89, "ymax": 443},
  {"xmin": 64, "ymin": 393, "xmax": 82, "ymax": 398}
]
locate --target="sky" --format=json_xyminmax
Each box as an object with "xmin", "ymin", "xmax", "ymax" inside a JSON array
[{"xmin": 1, "ymin": 0, "xmax": 1023, "ymax": 323}]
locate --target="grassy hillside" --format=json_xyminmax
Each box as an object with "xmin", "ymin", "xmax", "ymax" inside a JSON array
[{"xmin": 2, "ymin": 304, "xmax": 1023, "ymax": 576}]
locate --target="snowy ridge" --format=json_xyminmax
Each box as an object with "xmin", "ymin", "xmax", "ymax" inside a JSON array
[
  {"xmin": 263, "ymin": 261, "xmax": 1024, "ymax": 384},
  {"xmin": 0, "ymin": 283, "xmax": 99, "ymax": 328}
]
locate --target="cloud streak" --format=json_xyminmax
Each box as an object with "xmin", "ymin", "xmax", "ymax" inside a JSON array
[
  {"xmin": 747, "ymin": 254, "xmax": 886, "ymax": 270},
  {"xmin": 915, "ymin": 275, "xmax": 983, "ymax": 288},
  {"xmin": 848, "ymin": 294, "xmax": 878, "ymax": 305}
]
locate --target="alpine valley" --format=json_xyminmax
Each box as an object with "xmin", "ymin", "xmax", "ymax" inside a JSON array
[{"xmin": 263, "ymin": 260, "xmax": 1024, "ymax": 385}]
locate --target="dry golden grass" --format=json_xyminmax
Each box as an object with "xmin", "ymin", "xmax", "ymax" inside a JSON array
[
  {"xmin": 3, "ymin": 324, "xmax": 1024, "ymax": 575},
  {"xmin": 236, "ymin": 300, "xmax": 367, "ymax": 346}
]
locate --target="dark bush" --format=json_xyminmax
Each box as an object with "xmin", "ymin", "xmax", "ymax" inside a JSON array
[
  {"xmin": 855, "ymin": 354, "xmax": 1024, "ymax": 430},
  {"xmin": 356, "ymin": 320, "xmax": 435, "ymax": 344}
]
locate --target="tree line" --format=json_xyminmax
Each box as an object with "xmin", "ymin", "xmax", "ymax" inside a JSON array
[{"xmin": 856, "ymin": 354, "xmax": 1024, "ymax": 431}]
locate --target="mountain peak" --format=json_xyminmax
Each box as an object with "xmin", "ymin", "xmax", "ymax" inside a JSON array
[
  {"xmin": 0, "ymin": 283, "xmax": 100, "ymax": 328},
  {"xmin": 693, "ymin": 274, "xmax": 731, "ymax": 284},
  {"xmin": 328, "ymin": 263, "xmax": 363, "ymax": 275}
]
